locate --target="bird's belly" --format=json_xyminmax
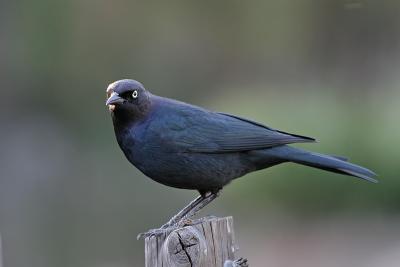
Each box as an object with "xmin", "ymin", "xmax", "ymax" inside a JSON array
[{"xmin": 132, "ymin": 151, "xmax": 253, "ymax": 191}]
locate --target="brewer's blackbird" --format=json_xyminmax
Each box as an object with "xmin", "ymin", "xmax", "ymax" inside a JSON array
[{"xmin": 106, "ymin": 79, "xmax": 376, "ymax": 238}]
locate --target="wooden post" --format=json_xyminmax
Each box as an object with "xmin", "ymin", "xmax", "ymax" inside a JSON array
[{"xmin": 145, "ymin": 216, "xmax": 239, "ymax": 267}]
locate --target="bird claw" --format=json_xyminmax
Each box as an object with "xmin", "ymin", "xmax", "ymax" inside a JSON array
[
  {"xmin": 137, "ymin": 226, "xmax": 177, "ymax": 240},
  {"xmin": 138, "ymin": 215, "xmax": 219, "ymax": 240},
  {"xmin": 177, "ymin": 215, "xmax": 218, "ymax": 227},
  {"xmin": 234, "ymin": 258, "xmax": 249, "ymax": 267},
  {"xmin": 224, "ymin": 258, "xmax": 249, "ymax": 267}
]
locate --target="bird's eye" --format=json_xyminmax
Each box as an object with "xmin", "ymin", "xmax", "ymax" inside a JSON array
[{"xmin": 132, "ymin": 90, "xmax": 138, "ymax": 99}]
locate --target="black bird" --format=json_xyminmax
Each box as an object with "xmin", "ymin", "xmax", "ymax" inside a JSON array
[{"xmin": 106, "ymin": 79, "xmax": 376, "ymax": 238}]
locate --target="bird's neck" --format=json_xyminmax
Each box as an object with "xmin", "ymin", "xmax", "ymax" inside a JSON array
[
  {"xmin": 110, "ymin": 111, "xmax": 137, "ymax": 156},
  {"xmin": 111, "ymin": 109, "xmax": 138, "ymax": 132}
]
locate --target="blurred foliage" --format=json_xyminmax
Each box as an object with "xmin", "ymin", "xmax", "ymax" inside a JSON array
[{"xmin": 1, "ymin": 0, "xmax": 400, "ymax": 267}]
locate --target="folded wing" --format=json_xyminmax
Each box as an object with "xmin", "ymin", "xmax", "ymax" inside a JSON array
[{"xmin": 171, "ymin": 111, "xmax": 316, "ymax": 153}]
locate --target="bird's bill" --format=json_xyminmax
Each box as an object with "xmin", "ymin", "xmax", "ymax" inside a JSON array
[{"xmin": 106, "ymin": 92, "xmax": 125, "ymax": 106}]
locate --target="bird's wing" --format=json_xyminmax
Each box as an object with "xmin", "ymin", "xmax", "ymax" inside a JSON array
[
  {"xmin": 164, "ymin": 109, "xmax": 316, "ymax": 153},
  {"xmin": 218, "ymin": 113, "xmax": 317, "ymax": 141}
]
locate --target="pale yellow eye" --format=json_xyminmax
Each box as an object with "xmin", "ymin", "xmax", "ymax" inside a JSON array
[{"xmin": 132, "ymin": 90, "xmax": 138, "ymax": 98}]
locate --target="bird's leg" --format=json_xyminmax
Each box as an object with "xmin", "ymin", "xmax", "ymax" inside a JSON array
[
  {"xmin": 159, "ymin": 194, "xmax": 204, "ymax": 229},
  {"xmin": 137, "ymin": 190, "xmax": 220, "ymax": 239},
  {"xmin": 137, "ymin": 194, "xmax": 206, "ymax": 240},
  {"xmin": 177, "ymin": 191, "xmax": 220, "ymax": 227}
]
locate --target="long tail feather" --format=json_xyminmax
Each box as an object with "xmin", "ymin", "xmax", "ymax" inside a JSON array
[{"xmin": 266, "ymin": 146, "xmax": 377, "ymax": 183}]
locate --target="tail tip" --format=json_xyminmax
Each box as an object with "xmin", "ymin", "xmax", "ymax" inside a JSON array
[{"xmin": 338, "ymin": 168, "xmax": 378, "ymax": 183}]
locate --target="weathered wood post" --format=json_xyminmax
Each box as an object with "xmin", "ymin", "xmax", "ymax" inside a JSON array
[{"xmin": 145, "ymin": 216, "xmax": 242, "ymax": 267}]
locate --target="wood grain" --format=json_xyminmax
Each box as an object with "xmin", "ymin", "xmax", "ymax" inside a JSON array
[{"xmin": 145, "ymin": 216, "xmax": 238, "ymax": 267}]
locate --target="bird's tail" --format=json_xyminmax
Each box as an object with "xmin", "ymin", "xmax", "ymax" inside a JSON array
[{"xmin": 266, "ymin": 146, "xmax": 377, "ymax": 183}]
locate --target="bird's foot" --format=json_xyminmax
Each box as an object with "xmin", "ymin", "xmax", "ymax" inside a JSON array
[
  {"xmin": 137, "ymin": 215, "xmax": 218, "ymax": 240},
  {"xmin": 137, "ymin": 225, "xmax": 178, "ymax": 240},
  {"xmin": 224, "ymin": 258, "xmax": 249, "ymax": 267},
  {"xmin": 234, "ymin": 258, "xmax": 249, "ymax": 267},
  {"xmin": 177, "ymin": 215, "xmax": 218, "ymax": 227}
]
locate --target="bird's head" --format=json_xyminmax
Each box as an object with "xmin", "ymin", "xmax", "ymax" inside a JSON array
[{"xmin": 106, "ymin": 79, "xmax": 151, "ymax": 116}]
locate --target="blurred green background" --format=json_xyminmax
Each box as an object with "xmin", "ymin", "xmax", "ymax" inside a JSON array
[{"xmin": 1, "ymin": 0, "xmax": 400, "ymax": 266}]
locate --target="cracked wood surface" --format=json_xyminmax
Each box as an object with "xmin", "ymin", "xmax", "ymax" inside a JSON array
[{"xmin": 145, "ymin": 216, "xmax": 237, "ymax": 267}]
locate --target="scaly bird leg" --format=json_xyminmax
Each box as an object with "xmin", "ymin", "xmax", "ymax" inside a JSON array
[
  {"xmin": 160, "ymin": 194, "xmax": 204, "ymax": 228},
  {"xmin": 137, "ymin": 191, "xmax": 220, "ymax": 239},
  {"xmin": 177, "ymin": 191, "xmax": 220, "ymax": 227}
]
